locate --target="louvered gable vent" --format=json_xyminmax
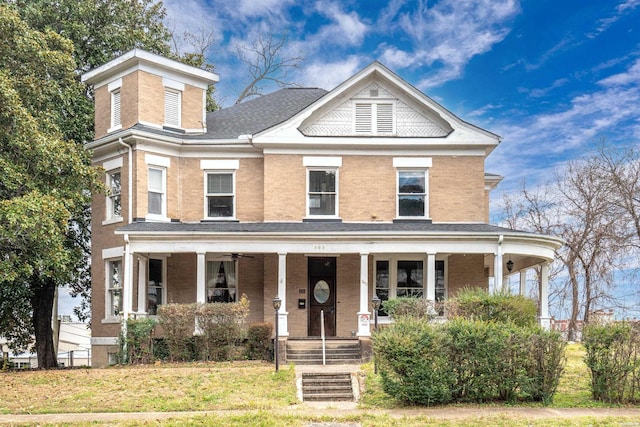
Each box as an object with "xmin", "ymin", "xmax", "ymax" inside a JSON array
[
  {"xmin": 164, "ymin": 89, "xmax": 180, "ymax": 127},
  {"xmin": 376, "ymin": 103, "xmax": 393, "ymax": 133},
  {"xmin": 355, "ymin": 103, "xmax": 372, "ymax": 133}
]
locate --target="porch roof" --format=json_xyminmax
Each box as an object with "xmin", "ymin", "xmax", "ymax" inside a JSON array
[{"xmin": 117, "ymin": 220, "xmax": 551, "ymax": 238}]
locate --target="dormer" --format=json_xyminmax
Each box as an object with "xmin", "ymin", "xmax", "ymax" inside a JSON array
[{"xmin": 82, "ymin": 49, "xmax": 219, "ymax": 140}]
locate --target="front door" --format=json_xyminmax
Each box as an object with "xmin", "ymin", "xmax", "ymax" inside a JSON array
[{"xmin": 308, "ymin": 257, "xmax": 336, "ymax": 337}]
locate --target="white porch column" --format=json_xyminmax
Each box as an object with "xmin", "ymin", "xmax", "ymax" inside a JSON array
[
  {"xmin": 122, "ymin": 236, "xmax": 134, "ymax": 319},
  {"xmin": 539, "ymin": 263, "xmax": 551, "ymax": 330},
  {"xmin": 137, "ymin": 256, "xmax": 147, "ymax": 314},
  {"xmin": 277, "ymin": 252, "xmax": 289, "ymax": 336},
  {"xmin": 357, "ymin": 252, "xmax": 371, "ymax": 337},
  {"xmin": 519, "ymin": 269, "xmax": 527, "ymax": 296},
  {"xmin": 426, "ymin": 253, "xmax": 436, "ymax": 301},
  {"xmin": 494, "ymin": 236, "xmax": 504, "ymax": 293},
  {"xmin": 196, "ymin": 251, "xmax": 206, "ymax": 304}
]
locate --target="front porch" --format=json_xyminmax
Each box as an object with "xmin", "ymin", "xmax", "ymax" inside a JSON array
[{"xmin": 110, "ymin": 222, "xmax": 562, "ymax": 340}]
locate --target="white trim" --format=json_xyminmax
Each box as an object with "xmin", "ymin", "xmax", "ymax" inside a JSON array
[
  {"xmin": 200, "ymin": 159, "xmax": 240, "ymax": 170},
  {"xmin": 303, "ymin": 156, "xmax": 342, "ymax": 167},
  {"xmin": 145, "ymin": 153, "xmax": 171, "ymax": 168},
  {"xmin": 396, "ymin": 169, "xmax": 429, "ymax": 219},
  {"xmin": 163, "ymin": 77, "xmax": 185, "ymax": 92},
  {"xmin": 102, "ymin": 217, "xmax": 123, "ymax": 226},
  {"xmin": 306, "ymin": 167, "xmax": 339, "ymax": 218},
  {"xmin": 204, "ymin": 170, "xmax": 236, "ymax": 220},
  {"xmin": 393, "ymin": 157, "xmax": 433, "ymax": 168},
  {"xmin": 146, "ymin": 166, "xmax": 167, "ymax": 219},
  {"xmin": 107, "ymin": 78, "xmax": 122, "ymax": 92},
  {"xmin": 103, "ymin": 157, "xmax": 123, "ymax": 171},
  {"xmin": 90, "ymin": 337, "xmax": 119, "ymax": 345},
  {"xmin": 102, "ymin": 246, "xmax": 124, "ymax": 260}
]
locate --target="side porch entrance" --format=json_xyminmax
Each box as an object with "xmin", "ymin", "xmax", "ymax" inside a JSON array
[{"xmin": 308, "ymin": 257, "xmax": 336, "ymax": 337}]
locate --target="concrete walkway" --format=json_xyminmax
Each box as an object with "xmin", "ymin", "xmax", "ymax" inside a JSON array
[{"xmin": 1, "ymin": 406, "xmax": 640, "ymax": 425}]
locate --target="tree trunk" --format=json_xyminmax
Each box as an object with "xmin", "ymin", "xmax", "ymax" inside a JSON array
[
  {"xmin": 567, "ymin": 265, "xmax": 580, "ymax": 342},
  {"xmin": 31, "ymin": 277, "xmax": 58, "ymax": 369}
]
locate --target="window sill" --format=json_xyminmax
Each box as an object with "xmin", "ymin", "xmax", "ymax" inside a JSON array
[
  {"xmin": 201, "ymin": 217, "xmax": 238, "ymax": 222},
  {"xmin": 145, "ymin": 214, "xmax": 171, "ymax": 222},
  {"xmin": 101, "ymin": 317, "xmax": 121, "ymax": 324},
  {"xmin": 102, "ymin": 217, "xmax": 123, "ymax": 226},
  {"xmin": 303, "ymin": 217, "xmax": 342, "ymax": 222},
  {"xmin": 107, "ymin": 125, "xmax": 122, "ymax": 134},
  {"xmin": 393, "ymin": 217, "xmax": 432, "ymax": 223}
]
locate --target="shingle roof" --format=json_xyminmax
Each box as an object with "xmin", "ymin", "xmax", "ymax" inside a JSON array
[
  {"xmin": 117, "ymin": 221, "xmax": 525, "ymax": 235},
  {"xmin": 204, "ymin": 88, "xmax": 328, "ymax": 139}
]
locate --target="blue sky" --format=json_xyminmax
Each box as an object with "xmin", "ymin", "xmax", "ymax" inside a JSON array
[
  {"xmin": 60, "ymin": 0, "xmax": 640, "ymax": 317},
  {"xmin": 162, "ymin": 0, "xmax": 640, "ymax": 201}
]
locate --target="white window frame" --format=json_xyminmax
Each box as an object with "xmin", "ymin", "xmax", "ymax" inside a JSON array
[
  {"xmin": 204, "ymin": 171, "xmax": 236, "ymax": 219},
  {"xmin": 205, "ymin": 257, "xmax": 238, "ymax": 303},
  {"xmin": 105, "ymin": 170, "xmax": 122, "ymax": 222},
  {"xmin": 303, "ymin": 157, "xmax": 341, "ymax": 219},
  {"xmin": 108, "ymin": 78, "xmax": 122, "ymax": 133},
  {"xmin": 105, "ymin": 258, "xmax": 123, "ymax": 319},
  {"xmin": 147, "ymin": 257, "xmax": 167, "ymax": 316},
  {"xmin": 374, "ymin": 255, "xmax": 447, "ymax": 319},
  {"xmin": 306, "ymin": 168, "xmax": 339, "ymax": 218},
  {"xmin": 147, "ymin": 166, "xmax": 167, "ymax": 220},
  {"xmin": 394, "ymin": 157, "xmax": 432, "ymax": 219},
  {"xmin": 353, "ymin": 101, "xmax": 395, "ymax": 135}
]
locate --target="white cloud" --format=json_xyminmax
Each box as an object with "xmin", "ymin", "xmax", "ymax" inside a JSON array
[
  {"xmin": 598, "ymin": 58, "xmax": 640, "ymax": 86},
  {"xmin": 295, "ymin": 56, "xmax": 365, "ymax": 90},
  {"xmin": 378, "ymin": 0, "xmax": 520, "ymax": 88},
  {"xmin": 163, "ymin": 0, "xmax": 223, "ymax": 54},
  {"xmin": 588, "ymin": 0, "xmax": 640, "ymax": 38},
  {"xmin": 312, "ymin": 1, "xmax": 369, "ymax": 47}
]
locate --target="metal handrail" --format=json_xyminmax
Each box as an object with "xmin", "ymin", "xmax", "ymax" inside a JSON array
[{"xmin": 320, "ymin": 310, "xmax": 326, "ymax": 365}]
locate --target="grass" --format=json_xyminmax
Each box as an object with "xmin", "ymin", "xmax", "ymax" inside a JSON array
[{"xmin": 2, "ymin": 345, "xmax": 640, "ymax": 426}]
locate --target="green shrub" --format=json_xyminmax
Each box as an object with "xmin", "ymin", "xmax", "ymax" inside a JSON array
[
  {"xmin": 196, "ymin": 295, "xmax": 250, "ymax": 361},
  {"xmin": 373, "ymin": 317, "xmax": 565, "ymax": 405},
  {"xmin": 374, "ymin": 317, "xmax": 455, "ymax": 405},
  {"xmin": 382, "ymin": 297, "xmax": 437, "ymax": 320},
  {"xmin": 583, "ymin": 322, "xmax": 640, "ymax": 403},
  {"xmin": 157, "ymin": 303, "xmax": 197, "ymax": 362},
  {"xmin": 246, "ymin": 322, "xmax": 273, "ymax": 360},
  {"xmin": 119, "ymin": 317, "xmax": 156, "ymax": 364},
  {"xmin": 449, "ymin": 287, "xmax": 537, "ymax": 327}
]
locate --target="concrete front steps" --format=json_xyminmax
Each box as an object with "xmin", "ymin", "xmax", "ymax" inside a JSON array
[
  {"xmin": 301, "ymin": 372, "xmax": 354, "ymax": 402},
  {"xmin": 286, "ymin": 339, "xmax": 362, "ymax": 365}
]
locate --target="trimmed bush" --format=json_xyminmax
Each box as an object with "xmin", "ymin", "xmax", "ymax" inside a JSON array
[
  {"xmin": 449, "ymin": 287, "xmax": 537, "ymax": 327},
  {"xmin": 120, "ymin": 317, "xmax": 156, "ymax": 365},
  {"xmin": 157, "ymin": 303, "xmax": 197, "ymax": 362},
  {"xmin": 246, "ymin": 322, "xmax": 273, "ymax": 360},
  {"xmin": 374, "ymin": 317, "xmax": 565, "ymax": 405},
  {"xmin": 583, "ymin": 322, "xmax": 640, "ymax": 403},
  {"xmin": 382, "ymin": 297, "xmax": 438, "ymax": 320},
  {"xmin": 196, "ymin": 295, "xmax": 250, "ymax": 361}
]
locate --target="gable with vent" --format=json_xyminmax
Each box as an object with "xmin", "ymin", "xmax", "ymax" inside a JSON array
[{"xmin": 300, "ymin": 82, "xmax": 451, "ymax": 137}]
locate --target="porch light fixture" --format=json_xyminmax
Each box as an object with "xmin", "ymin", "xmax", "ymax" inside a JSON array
[
  {"xmin": 371, "ymin": 295, "xmax": 381, "ymax": 374},
  {"xmin": 506, "ymin": 259, "xmax": 514, "ymax": 273},
  {"xmin": 273, "ymin": 297, "xmax": 281, "ymax": 372}
]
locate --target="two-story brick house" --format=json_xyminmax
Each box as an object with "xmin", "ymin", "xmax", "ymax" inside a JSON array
[{"xmin": 82, "ymin": 49, "xmax": 562, "ymax": 367}]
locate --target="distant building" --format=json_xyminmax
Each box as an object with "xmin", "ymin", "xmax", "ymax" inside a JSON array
[{"xmin": 1, "ymin": 319, "xmax": 91, "ymax": 369}]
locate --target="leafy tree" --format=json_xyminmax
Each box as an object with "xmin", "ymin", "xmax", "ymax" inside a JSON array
[{"xmin": 0, "ymin": 4, "xmax": 101, "ymax": 366}]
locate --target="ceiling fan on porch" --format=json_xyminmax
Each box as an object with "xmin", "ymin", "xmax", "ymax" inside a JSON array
[{"xmin": 229, "ymin": 253, "xmax": 254, "ymax": 261}]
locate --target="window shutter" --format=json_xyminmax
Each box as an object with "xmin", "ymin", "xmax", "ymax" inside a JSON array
[
  {"xmin": 355, "ymin": 103, "xmax": 372, "ymax": 133},
  {"xmin": 164, "ymin": 89, "xmax": 180, "ymax": 127},
  {"xmin": 376, "ymin": 103, "xmax": 393, "ymax": 133},
  {"xmin": 112, "ymin": 91, "xmax": 121, "ymax": 127}
]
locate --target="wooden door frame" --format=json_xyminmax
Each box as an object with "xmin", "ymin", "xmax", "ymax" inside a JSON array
[{"xmin": 307, "ymin": 256, "xmax": 337, "ymax": 337}]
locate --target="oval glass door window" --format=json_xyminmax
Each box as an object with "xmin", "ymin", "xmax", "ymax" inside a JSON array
[{"xmin": 313, "ymin": 280, "xmax": 330, "ymax": 304}]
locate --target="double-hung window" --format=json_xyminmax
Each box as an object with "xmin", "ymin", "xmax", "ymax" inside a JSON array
[
  {"xmin": 206, "ymin": 260, "xmax": 237, "ymax": 303},
  {"xmin": 145, "ymin": 154, "xmax": 170, "ymax": 220},
  {"xmin": 147, "ymin": 258, "xmax": 165, "ymax": 315},
  {"xmin": 147, "ymin": 167, "xmax": 166, "ymax": 217},
  {"xmin": 106, "ymin": 259, "xmax": 122, "ymax": 317},
  {"xmin": 206, "ymin": 172, "xmax": 235, "ymax": 218},
  {"xmin": 107, "ymin": 171, "xmax": 122, "ymax": 219},
  {"xmin": 354, "ymin": 102, "xmax": 394, "ymax": 134},
  {"xmin": 308, "ymin": 169, "xmax": 337, "ymax": 216},
  {"xmin": 394, "ymin": 158, "xmax": 431, "ymax": 219},
  {"xmin": 201, "ymin": 160, "xmax": 239, "ymax": 220},
  {"xmin": 303, "ymin": 157, "xmax": 341, "ymax": 218}
]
